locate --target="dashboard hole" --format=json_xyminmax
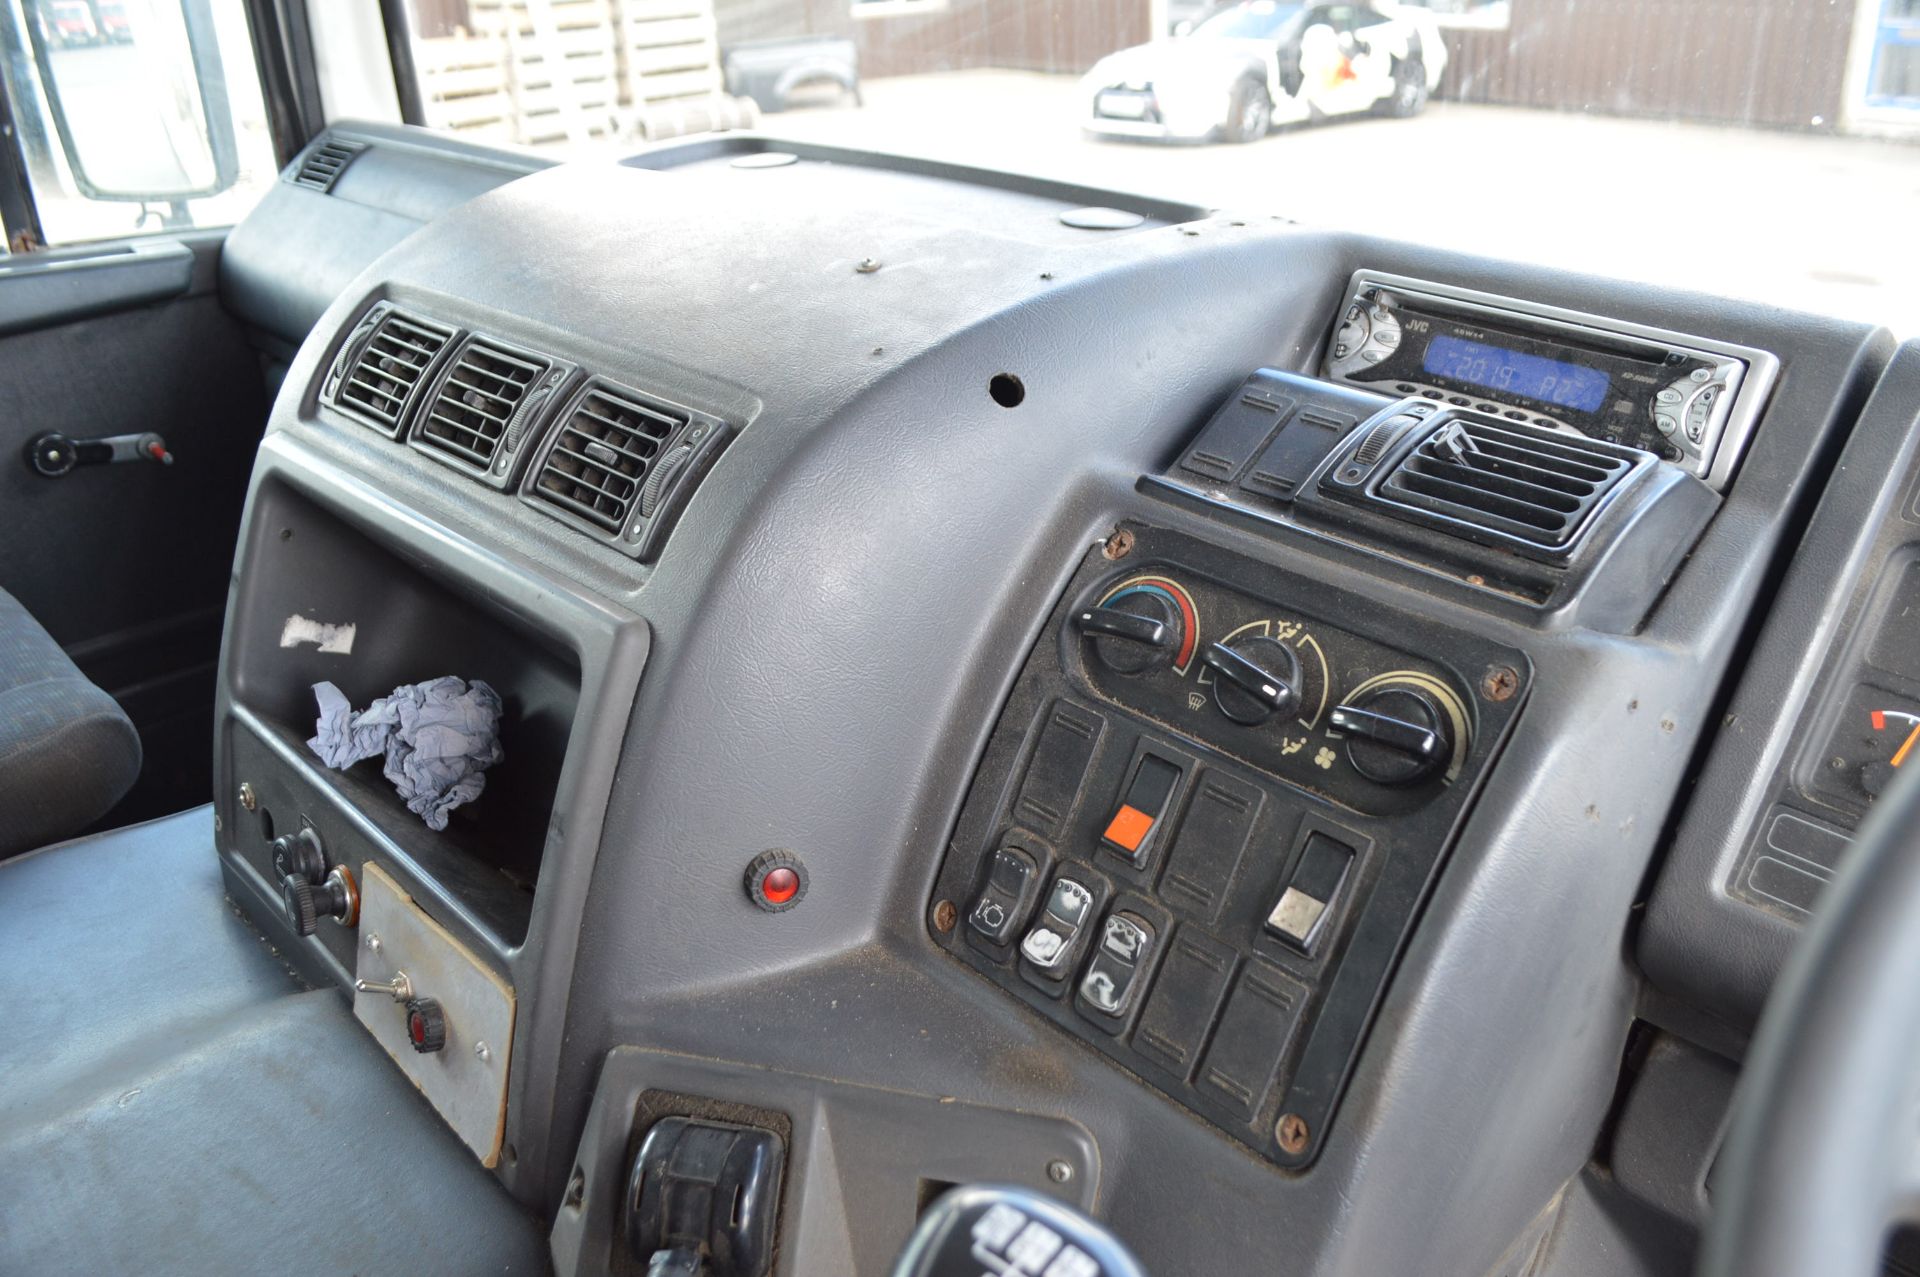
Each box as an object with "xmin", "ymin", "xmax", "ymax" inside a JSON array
[
  {"xmin": 989, "ymin": 373, "xmax": 1025, "ymax": 408},
  {"xmin": 916, "ymin": 1177, "xmax": 959, "ymax": 1216}
]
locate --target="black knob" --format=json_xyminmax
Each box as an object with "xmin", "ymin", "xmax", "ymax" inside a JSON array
[
  {"xmin": 404, "ymin": 998, "xmax": 448, "ymax": 1053},
  {"xmin": 25, "ymin": 432, "xmax": 76, "ymax": 477},
  {"xmin": 270, "ymin": 826, "xmax": 328, "ymax": 882},
  {"xmin": 1202, "ymin": 636, "xmax": 1300, "ymax": 725},
  {"xmin": 1076, "ymin": 596, "xmax": 1180, "ymax": 675},
  {"xmin": 1861, "ymin": 761, "xmax": 1893, "ymax": 800},
  {"xmin": 1331, "ymin": 686, "xmax": 1453, "ymax": 786},
  {"xmin": 281, "ymin": 869, "xmax": 354, "ymax": 936}
]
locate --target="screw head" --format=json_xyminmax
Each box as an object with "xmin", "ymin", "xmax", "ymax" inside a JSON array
[
  {"xmin": 238, "ymin": 782, "xmax": 258, "ymax": 812},
  {"xmin": 1046, "ymin": 1159, "xmax": 1074, "ymax": 1184},
  {"xmin": 1102, "ymin": 528, "xmax": 1135, "ymax": 561},
  {"xmin": 1276, "ymin": 1113, "xmax": 1310, "ymax": 1155},
  {"xmin": 474, "ymin": 1041, "xmax": 491, "ymax": 1062},
  {"xmin": 1481, "ymin": 666, "xmax": 1520, "ymax": 702},
  {"xmin": 365, "ymin": 933, "xmax": 382, "ymax": 953},
  {"xmin": 855, "ymin": 257, "xmax": 881, "ymax": 273},
  {"xmin": 932, "ymin": 900, "xmax": 958, "ymax": 933}
]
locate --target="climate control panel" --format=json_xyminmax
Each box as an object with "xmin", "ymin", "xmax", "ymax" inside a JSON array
[
  {"xmin": 931, "ymin": 524, "xmax": 1527, "ymax": 1168},
  {"xmin": 1070, "ymin": 567, "xmax": 1474, "ymax": 817}
]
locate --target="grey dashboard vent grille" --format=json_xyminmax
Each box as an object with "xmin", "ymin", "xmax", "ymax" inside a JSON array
[
  {"xmin": 333, "ymin": 310, "xmax": 453, "ymax": 435},
  {"xmin": 530, "ymin": 384, "xmax": 684, "ymax": 533},
  {"xmin": 416, "ymin": 339, "xmax": 551, "ymax": 469},
  {"xmin": 1373, "ymin": 418, "xmax": 1641, "ymax": 550},
  {"xmin": 291, "ymin": 138, "xmax": 366, "ymax": 192}
]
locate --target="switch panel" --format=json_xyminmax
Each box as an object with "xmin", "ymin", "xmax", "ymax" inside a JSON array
[
  {"xmin": 931, "ymin": 524, "xmax": 1526, "ymax": 1168},
  {"xmin": 353, "ymin": 861, "xmax": 515, "ymax": 1166}
]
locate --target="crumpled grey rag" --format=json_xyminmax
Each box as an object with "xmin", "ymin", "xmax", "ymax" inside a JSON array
[{"xmin": 307, "ymin": 677, "xmax": 504, "ymax": 830}]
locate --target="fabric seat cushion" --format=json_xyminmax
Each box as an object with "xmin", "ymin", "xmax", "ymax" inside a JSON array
[{"xmin": 0, "ymin": 585, "xmax": 141, "ymax": 857}]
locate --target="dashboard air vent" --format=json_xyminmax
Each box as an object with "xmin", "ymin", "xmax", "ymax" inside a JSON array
[
  {"xmin": 416, "ymin": 339, "xmax": 552, "ymax": 471},
  {"xmin": 531, "ymin": 384, "xmax": 684, "ymax": 534},
  {"xmin": 291, "ymin": 138, "xmax": 366, "ymax": 192},
  {"xmin": 1371, "ymin": 417, "xmax": 1643, "ymax": 551},
  {"xmin": 332, "ymin": 309, "xmax": 453, "ymax": 436}
]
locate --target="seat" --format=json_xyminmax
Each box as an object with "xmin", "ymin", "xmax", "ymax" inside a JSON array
[
  {"xmin": 0, "ymin": 807, "xmax": 547, "ymax": 1275},
  {"xmin": 0, "ymin": 584, "xmax": 141, "ymax": 858}
]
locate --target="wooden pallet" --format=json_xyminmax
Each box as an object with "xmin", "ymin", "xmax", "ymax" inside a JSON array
[{"xmin": 417, "ymin": 0, "xmax": 744, "ymax": 145}]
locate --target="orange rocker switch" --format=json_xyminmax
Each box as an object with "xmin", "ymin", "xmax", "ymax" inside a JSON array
[{"xmin": 1101, "ymin": 755, "xmax": 1183, "ymax": 868}]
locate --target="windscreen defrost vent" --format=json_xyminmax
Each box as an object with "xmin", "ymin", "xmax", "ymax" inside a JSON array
[
  {"xmin": 1369, "ymin": 417, "xmax": 1644, "ymax": 551},
  {"xmin": 416, "ymin": 338, "xmax": 553, "ymax": 474},
  {"xmin": 290, "ymin": 138, "xmax": 367, "ymax": 192},
  {"xmin": 329, "ymin": 308, "xmax": 454, "ymax": 437}
]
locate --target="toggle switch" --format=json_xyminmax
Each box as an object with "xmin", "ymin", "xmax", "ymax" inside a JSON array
[
  {"xmin": 1100, "ymin": 754, "xmax": 1182, "ymax": 868},
  {"xmin": 1265, "ymin": 833, "xmax": 1354, "ymax": 953}
]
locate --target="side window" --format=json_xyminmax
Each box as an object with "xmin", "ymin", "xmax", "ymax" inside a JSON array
[{"xmin": 0, "ymin": 0, "xmax": 279, "ymax": 248}]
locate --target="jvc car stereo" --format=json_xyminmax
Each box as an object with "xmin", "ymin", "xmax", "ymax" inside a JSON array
[{"xmin": 1322, "ymin": 271, "xmax": 1778, "ymax": 490}]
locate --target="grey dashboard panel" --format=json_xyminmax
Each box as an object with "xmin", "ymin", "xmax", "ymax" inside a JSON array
[
  {"xmin": 220, "ymin": 122, "xmax": 551, "ymax": 344},
  {"xmin": 210, "ymin": 135, "xmax": 1893, "ymax": 1277},
  {"xmin": 1640, "ymin": 341, "xmax": 1920, "ymax": 1030}
]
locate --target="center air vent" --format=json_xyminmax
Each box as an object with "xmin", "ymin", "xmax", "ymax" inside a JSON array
[
  {"xmin": 525, "ymin": 380, "xmax": 728, "ymax": 561},
  {"xmin": 290, "ymin": 138, "xmax": 366, "ymax": 192},
  {"xmin": 1364, "ymin": 416, "xmax": 1647, "ymax": 554},
  {"xmin": 327, "ymin": 307, "xmax": 454, "ymax": 437},
  {"xmin": 413, "ymin": 337, "xmax": 555, "ymax": 481}
]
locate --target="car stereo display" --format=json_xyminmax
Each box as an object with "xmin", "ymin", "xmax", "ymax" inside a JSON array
[
  {"xmin": 1420, "ymin": 334, "xmax": 1611, "ymax": 413},
  {"xmin": 1321, "ymin": 272, "xmax": 1780, "ymax": 491}
]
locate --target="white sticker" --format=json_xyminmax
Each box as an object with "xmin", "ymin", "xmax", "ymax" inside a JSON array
[{"xmin": 279, "ymin": 614, "xmax": 357, "ymax": 655}]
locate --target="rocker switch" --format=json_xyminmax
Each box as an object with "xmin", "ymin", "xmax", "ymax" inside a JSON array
[
  {"xmin": 1078, "ymin": 912, "xmax": 1156, "ymax": 1025},
  {"xmin": 1019, "ymin": 877, "xmax": 1094, "ymax": 976},
  {"xmin": 1101, "ymin": 755, "xmax": 1182, "ymax": 868},
  {"xmin": 1265, "ymin": 833, "xmax": 1354, "ymax": 953},
  {"xmin": 968, "ymin": 847, "xmax": 1039, "ymax": 944}
]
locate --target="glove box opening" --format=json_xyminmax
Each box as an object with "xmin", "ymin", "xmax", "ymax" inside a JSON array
[{"xmin": 223, "ymin": 479, "xmax": 582, "ymax": 941}]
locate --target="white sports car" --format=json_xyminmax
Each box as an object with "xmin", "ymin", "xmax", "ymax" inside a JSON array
[{"xmin": 1081, "ymin": 0, "xmax": 1449, "ymax": 143}]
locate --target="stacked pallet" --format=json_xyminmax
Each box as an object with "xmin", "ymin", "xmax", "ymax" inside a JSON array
[
  {"xmin": 612, "ymin": 0, "xmax": 724, "ymax": 109},
  {"xmin": 415, "ymin": 31, "xmax": 514, "ymax": 142},
  {"xmin": 413, "ymin": 0, "xmax": 752, "ymax": 147},
  {"xmin": 468, "ymin": 0, "xmax": 624, "ymax": 146}
]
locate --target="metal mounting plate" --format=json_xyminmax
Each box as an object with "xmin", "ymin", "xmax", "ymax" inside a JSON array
[{"xmin": 354, "ymin": 861, "xmax": 516, "ymax": 1165}]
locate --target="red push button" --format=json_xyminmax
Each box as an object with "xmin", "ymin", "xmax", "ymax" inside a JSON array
[
  {"xmin": 744, "ymin": 850, "xmax": 808, "ymax": 912},
  {"xmin": 762, "ymin": 867, "xmax": 800, "ymax": 904}
]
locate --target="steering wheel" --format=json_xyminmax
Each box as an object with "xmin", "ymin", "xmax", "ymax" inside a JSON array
[{"xmin": 1700, "ymin": 759, "xmax": 1920, "ymax": 1276}]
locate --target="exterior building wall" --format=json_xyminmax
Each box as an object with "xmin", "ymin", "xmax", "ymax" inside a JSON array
[
  {"xmin": 714, "ymin": 0, "xmax": 1148, "ymax": 77},
  {"xmin": 1433, "ymin": 0, "xmax": 1856, "ymax": 131}
]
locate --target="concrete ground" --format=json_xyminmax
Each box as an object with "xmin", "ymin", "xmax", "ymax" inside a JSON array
[{"xmin": 761, "ymin": 70, "xmax": 1920, "ymax": 337}]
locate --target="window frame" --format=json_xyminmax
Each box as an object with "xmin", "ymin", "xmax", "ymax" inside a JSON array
[{"xmin": 0, "ymin": 0, "xmax": 315, "ymax": 253}]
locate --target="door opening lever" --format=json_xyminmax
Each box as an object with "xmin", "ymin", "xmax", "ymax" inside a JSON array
[{"xmin": 25, "ymin": 430, "xmax": 172, "ymax": 477}]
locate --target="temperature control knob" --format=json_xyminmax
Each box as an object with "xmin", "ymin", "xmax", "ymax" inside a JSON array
[
  {"xmin": 1331, "ymin": 686, "xmax": 1452, "ymax": 787},
  {"xmin": 1202, "ymin": 636, "xmax": 1300, "ymax": 726},
  {"xmin": 1077, "ymin": 596, "xmax": 1181, "ymax": 675}
]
